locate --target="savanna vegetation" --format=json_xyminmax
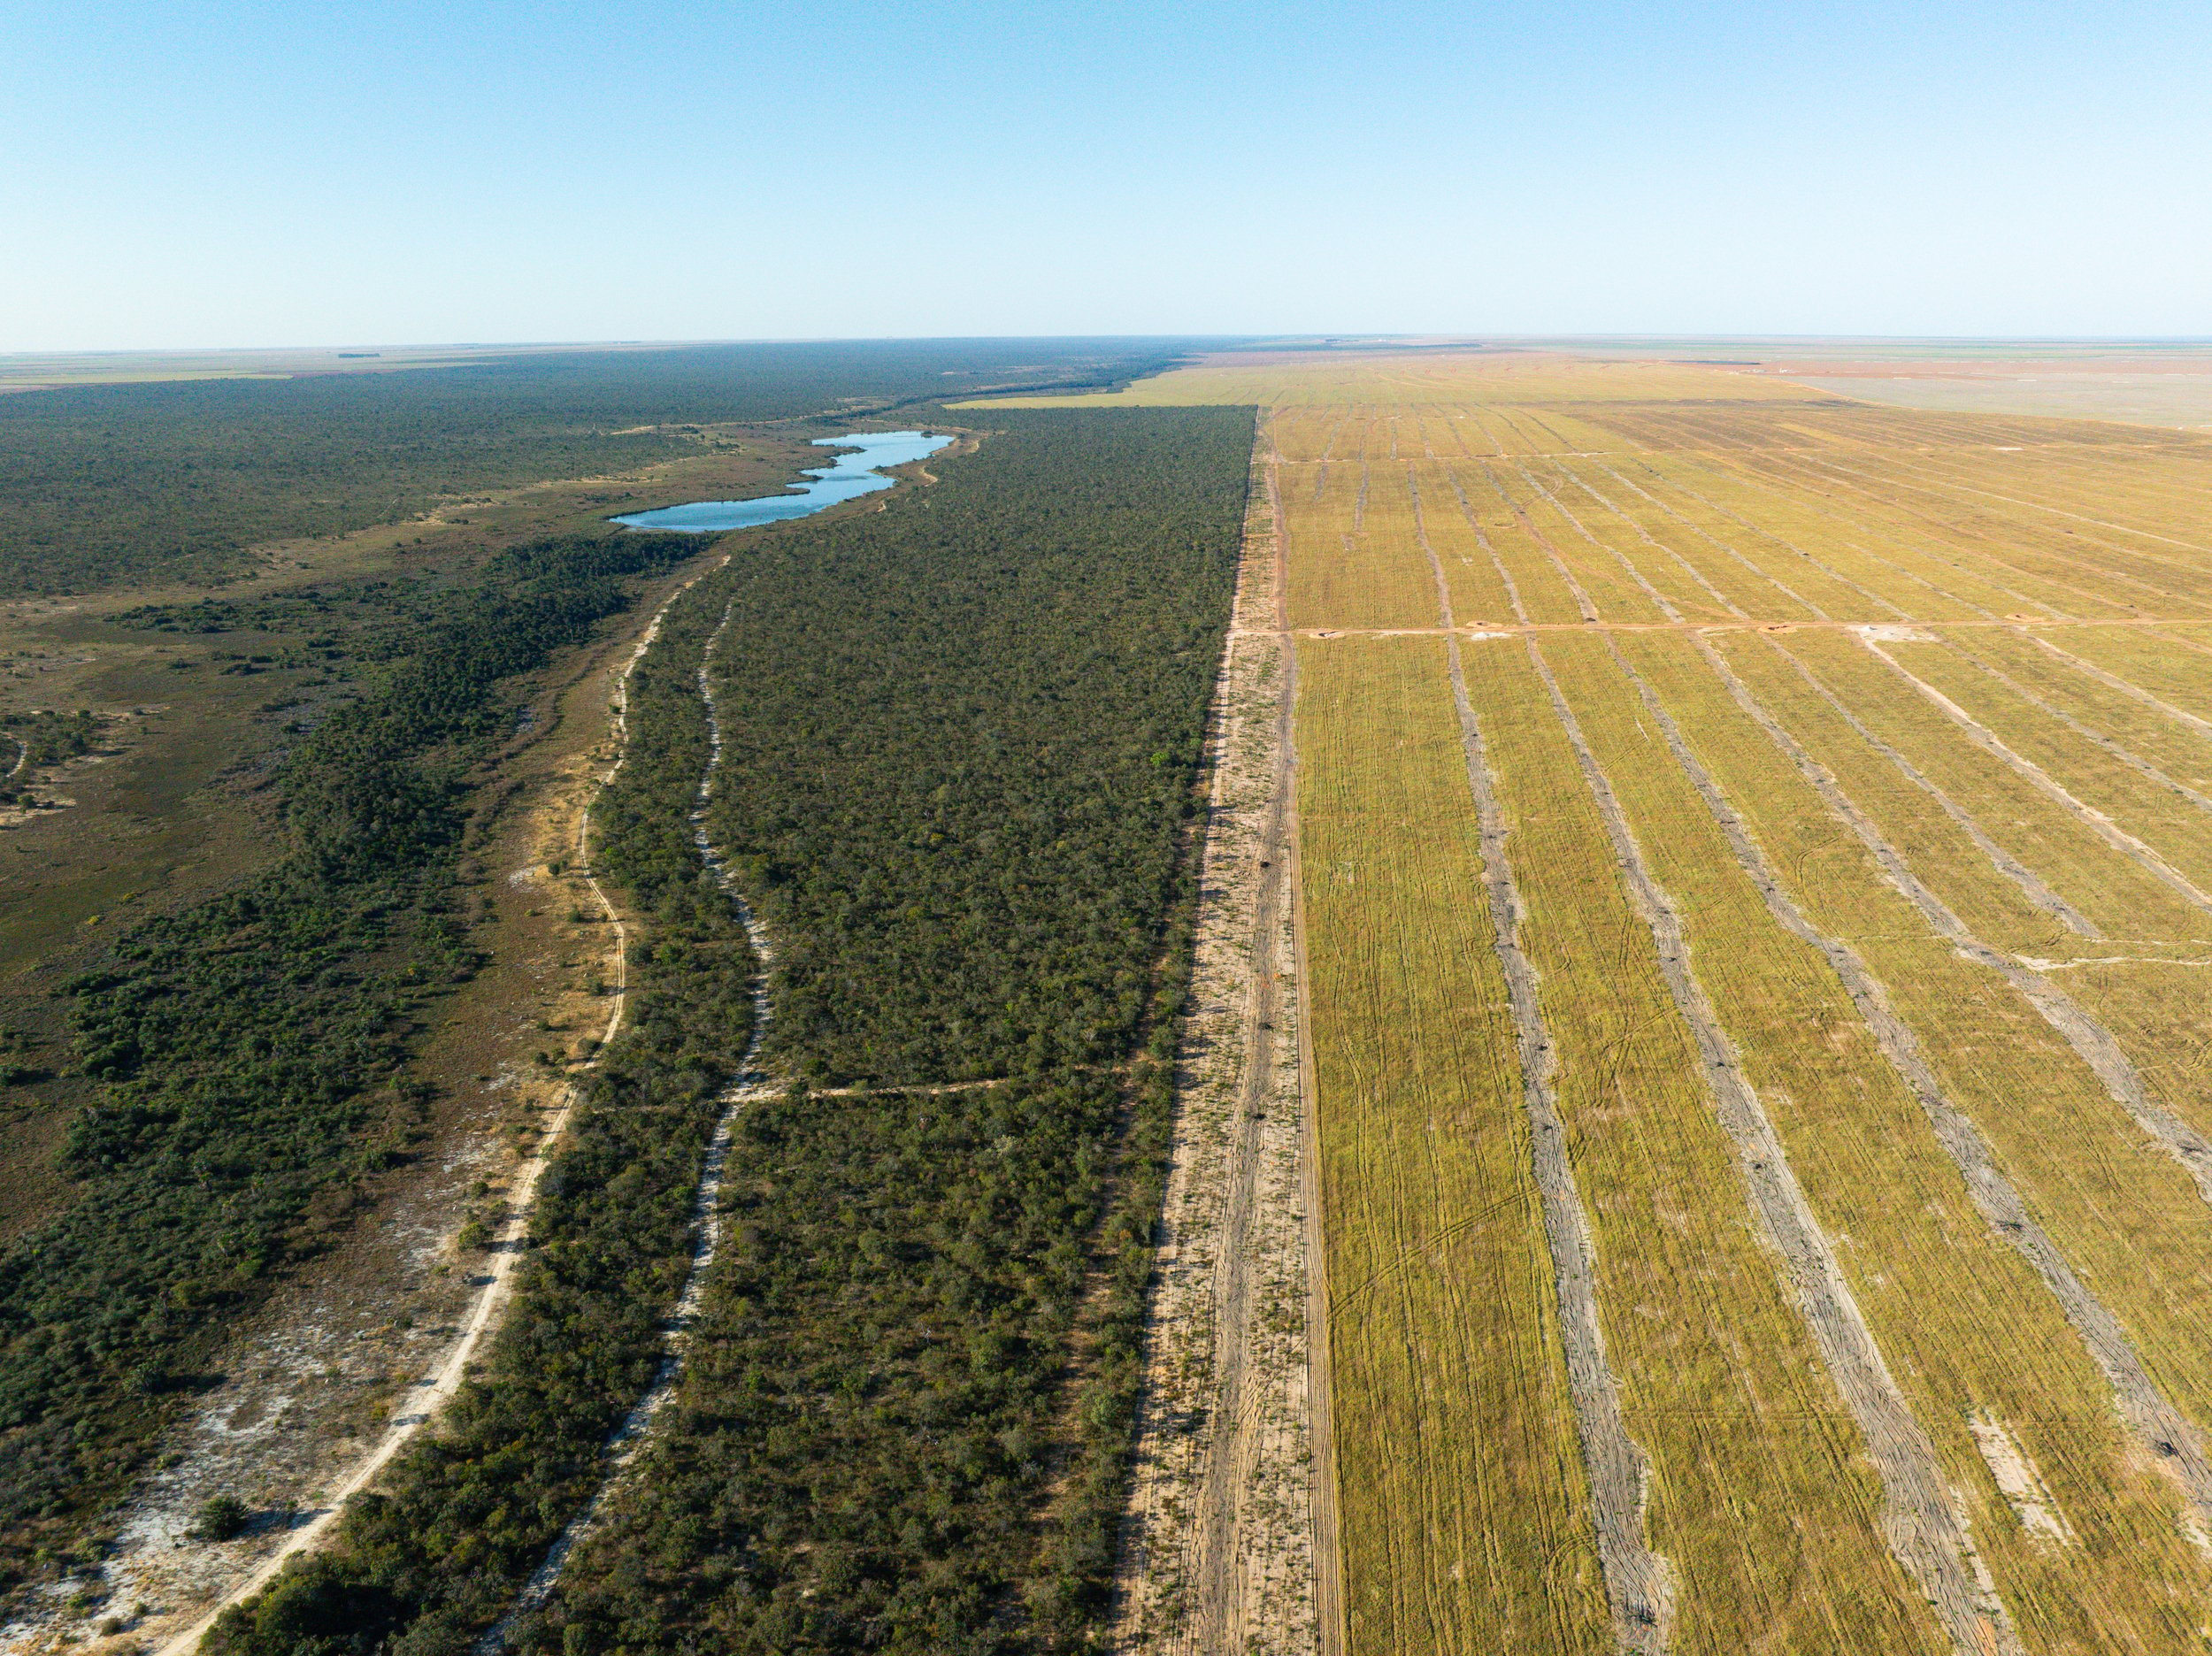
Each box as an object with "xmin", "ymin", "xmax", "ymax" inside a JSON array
[
  {"xmin": 0, "ymin": 530, "xmax": 701, "ymax": 1598},
  {"xmin": 0, "ymin": 340, "xmax": 1193, "ymax": 594},
  {"xmin": 204, "ymin": 404, "xmax": 1253, "ymax": 1655},
  {"xmin": 205, "ymin": 576, "xmax": 760, "ymax": 1654},
  {"xmin": 0, "ymin": 709, "xmax": 105, "ymax": 807},
  {"xmin": 528, "ymin": 407, "xmax": 1252, "ymax": 1655}
]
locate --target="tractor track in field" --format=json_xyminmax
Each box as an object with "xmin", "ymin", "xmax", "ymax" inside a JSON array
[
  {"xmin": 1486, "ymin": 466, "xmax": 2020, "ymax": 1654},
  {"xmin": 1225, "ymin": 613, "xmax": 2212, "ymax": 640},
  {"xmin": 1694, "ymin": 632, "xmax": 2212, "ymax": 1226},
  {"xmin": 1859, "ymin": 638, "xmax": 2212, "ymax": 921},
  {"xmin": 1529, "ymin": 443, "xmax": 2212, "ymax": 1548},
  {"xmin": 1410, "ymin": 470, "xmax": 1675, "ymax": 1653},
  {"xmin": 1748, "ymin": 637, "xmax": 2103, "ymax": 937},
  {"xmin": 1531, "ymin": 631, "xmax": 2024, "ymax": 1656},
  {"xmin": 1616, "ymin": 626, "xmax": 2212, "ymax": 1551}
]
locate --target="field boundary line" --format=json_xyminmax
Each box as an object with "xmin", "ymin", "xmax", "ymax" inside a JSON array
[
  {"xmin": 1609, "ymin": 453, "xmax": 1922, "ymax": 622},
  {"xmin": 1578, "ymin": 456, "xmax": 1837, "ymax": 619},
  {"xmin": 1620, "ymin": 628, "xmax": 2212, "ymax": 1554},
  {"xmin": 1282, "ymin": 435, "xmax": 1347, "ymax": 1656},
  {"xmin": 1751, "ymin": 638, "xmax": 2101, "ymax": 935},
  {"xmin": 1411, "ymin": 472, "xmax": 1674, "ymax": 1652},
  {"xmin": 2024, "ymin": 630, "xmax": 2212, "ymax": 743},
  {"xmin": 1116, "ymin": 421, "xmax": 1316, "ymax": 1655},
  {"xmin": 1223, "ymin": 615, "xmax": 2212, "ymax": 640},
  {"xmin": 1939, "ymin": 634, "xmax": 2212, "ymax": 817},
  {"xmin": 1746, "ymin": 447, "xmax": 2143, "ymax": 620},
  {"xmin": 1705, "ymin": 448, "xmax": 2067, "ymax": 622},
  {"xmin": 1531, "ymin": 633, "xmax": 2020, "ymax": 1656}
]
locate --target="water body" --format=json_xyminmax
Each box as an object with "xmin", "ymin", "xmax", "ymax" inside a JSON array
[{"xmin": 611, "ymin": 429, "xmax": 953, "ymax": 533}]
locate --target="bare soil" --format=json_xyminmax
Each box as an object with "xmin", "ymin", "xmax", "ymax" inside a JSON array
[{"xmin": 1113, "ymin": 442, "xmax": 1318, "ymax": 1656}]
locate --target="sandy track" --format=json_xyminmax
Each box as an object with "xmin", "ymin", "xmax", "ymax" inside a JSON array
[
  {"xmin": 1114, "ymin": 433, "xmax": 1321, "ymax": 1656},
  {"xmin": 135, "ymin": 565, "xmax": 720, "ymax": 1656},
  {"xmin": 479, "ymin": 597, "xmax": 779, "ymax": 1647},
  {"xmin": 1410, "ymin": 470, "xmax": 1674, "ymax": 1652}
]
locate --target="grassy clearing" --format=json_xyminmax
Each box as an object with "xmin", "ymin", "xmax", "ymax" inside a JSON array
[{"xmin": 1294, "ymin": 636, "xmax": 1609, "ymax": 1655}]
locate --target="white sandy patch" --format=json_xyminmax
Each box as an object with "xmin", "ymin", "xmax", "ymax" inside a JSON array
[{"xmin": 1970, "ymin": 1414, "xmax": 2074, "ymax": 1545}]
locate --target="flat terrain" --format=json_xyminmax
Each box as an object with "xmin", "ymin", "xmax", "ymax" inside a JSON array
[{"xmin": 1032, "ymin": 351, "xmax": 2212, "ymax": 1652}]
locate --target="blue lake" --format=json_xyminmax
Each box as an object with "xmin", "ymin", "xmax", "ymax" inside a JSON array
[{"xmin": 611, "ymin": 429, "xmax": 954, "ymax": 533}]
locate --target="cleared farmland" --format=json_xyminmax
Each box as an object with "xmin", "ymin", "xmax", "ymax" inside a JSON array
[{"xmin": 1003, "ymin": 349, "xmax": 2212, "ymax": 1654}]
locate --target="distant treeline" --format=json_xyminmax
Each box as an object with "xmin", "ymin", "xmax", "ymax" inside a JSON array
[
  {"xmin": 0, "ymin": 532, "xmax": 700, "ymax": 1597},
  {"xmin": 210, "ymin": 404, "xmax": 1254, "ymax": 1655},
  {"xmin": 0, "ymin": 340, "xmax": 1198, "ymax": 594}
]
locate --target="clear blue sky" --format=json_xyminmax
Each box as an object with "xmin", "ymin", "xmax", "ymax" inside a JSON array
[{"xmin": 5, "ymin": 0, "xmax": 2208, "ymax": 349}]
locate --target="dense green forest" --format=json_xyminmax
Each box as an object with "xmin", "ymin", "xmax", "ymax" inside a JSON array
[
  {"xmin": 547, "ymin": 408, "xmax": 1250, "ymax": 1652},
  {"xmin": 0, "ymin": 531, "xmax": 702, "ymax": 1595},
  {"xmin": 0, "ymin": 341, "xmax": 1194, "ymax": 594},
  {"xmin": 208, "ymin": 404, "xmax": 1253, "ymax": 1655}
]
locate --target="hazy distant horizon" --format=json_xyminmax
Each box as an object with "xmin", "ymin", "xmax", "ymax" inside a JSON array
[{"xmin": 10, "ymin": 333, "xmax": 2212, "ymax": 364}]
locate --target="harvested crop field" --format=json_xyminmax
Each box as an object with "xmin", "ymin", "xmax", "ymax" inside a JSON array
[{"xmin": 1012, "ymin": 353, "xmax": 2212, "ymax": 1652}]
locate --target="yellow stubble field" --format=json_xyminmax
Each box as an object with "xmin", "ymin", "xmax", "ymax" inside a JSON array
[{"xmin": 990, "ymin": 350, "xmax": 2212, "ymax": 1652}]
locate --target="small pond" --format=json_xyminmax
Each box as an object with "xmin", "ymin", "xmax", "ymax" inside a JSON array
[{"xmin": 611, "ymin": 430, "xmax": 954, "ymax": 533}]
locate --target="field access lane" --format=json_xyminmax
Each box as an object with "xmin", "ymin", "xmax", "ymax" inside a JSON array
[{"xmin": 1592, "ymin": 630, "xmax": 2212, "ymax": 1652}]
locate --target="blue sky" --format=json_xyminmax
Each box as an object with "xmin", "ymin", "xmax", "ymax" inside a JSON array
[{"xmin": 4, "ymin": 0, "xmax": 2208, "ymax": 349}]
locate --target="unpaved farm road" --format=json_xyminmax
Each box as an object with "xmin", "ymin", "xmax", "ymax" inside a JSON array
[{"xmin": 143, "ymin": 566, "xmax": 720, "ymax": 1656}]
